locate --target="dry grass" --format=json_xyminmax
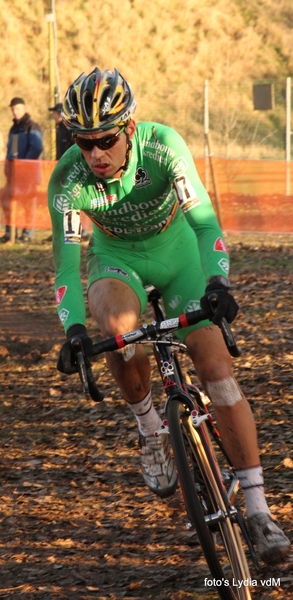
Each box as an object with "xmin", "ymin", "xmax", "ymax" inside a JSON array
[{"xmin": 0, "ymin": 0, "xmax": 292, "ymax": 159}]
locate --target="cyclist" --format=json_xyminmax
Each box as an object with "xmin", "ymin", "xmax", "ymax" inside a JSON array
[{"xmin": 48, "ymin": 67, "xmax": 290, "ymax": 566}]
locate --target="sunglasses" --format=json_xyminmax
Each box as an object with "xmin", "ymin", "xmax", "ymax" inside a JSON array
[{"xmin": 74, "ymin": 126, "xmax": 125, "ymax": 151}]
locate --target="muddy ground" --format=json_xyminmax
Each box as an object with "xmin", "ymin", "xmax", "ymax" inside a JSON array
[{"xmin": 0, "ymin": 233, "xmax": 292, "ymax": 599}]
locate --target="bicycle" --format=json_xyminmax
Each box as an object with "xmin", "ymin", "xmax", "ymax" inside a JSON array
[{"xmin": 71, "ymin": 287, "xmax": 259, "ymax": 600}]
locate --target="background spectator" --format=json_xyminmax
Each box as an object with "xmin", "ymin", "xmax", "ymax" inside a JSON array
[
  {"xmin": 48, "ymin": 102, "xmax": 74, "ymax": 160},
  {"xmin": 0, "ymin": 97, "xmax": 43, "ymax": 243}
]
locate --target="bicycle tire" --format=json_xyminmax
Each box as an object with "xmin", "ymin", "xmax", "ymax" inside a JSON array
[
  {"xmin": 186, "ymin": 414, "xmax": 251, "ymax": 594},
  {"xmin": 166, "ymin": 396, "xmax": 252, "ymax": 600}
]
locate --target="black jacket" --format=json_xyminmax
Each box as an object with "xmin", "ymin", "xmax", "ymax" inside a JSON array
[{"xmin": 56, "ymin": 122, "xmax": 73, "ymax": 160}]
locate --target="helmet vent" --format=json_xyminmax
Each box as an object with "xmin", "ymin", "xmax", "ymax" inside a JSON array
[
  {"xmin": 84, "ymin": 91, "xmax": 93, "ymax": 121},
  {"xmin": 112, "ymin": 92, "xmax": 121, "ymax": 107},
  {"xmin": 71, "ymin": 89, "xmax": 79, "ymax": 114}
]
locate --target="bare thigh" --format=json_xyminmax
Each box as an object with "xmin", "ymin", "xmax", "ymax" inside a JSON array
[
  {"xmin": 88, "ymin": 278, "xmax": 151, "ymax": 402},
  {"xmin": 88, "ymin": 278, "xmax": 141, "ymax": 336}
]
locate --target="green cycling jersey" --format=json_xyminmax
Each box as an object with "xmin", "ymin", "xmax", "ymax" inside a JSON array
[{"xmin": 48, "ymin": 121, "xmax": 229, "ymax": 332}]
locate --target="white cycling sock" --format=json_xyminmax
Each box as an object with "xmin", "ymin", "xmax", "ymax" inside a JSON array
[
  {"xmin": 235, "ymin": 466, "xmax": 271, "ymax": 518},
  {"xmin": 127, "ymin": 390, "xmax": 162, "ymax": 436}
]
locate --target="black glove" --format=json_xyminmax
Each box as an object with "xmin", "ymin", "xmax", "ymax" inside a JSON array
[
  {"xmin": 57, "ymin": 324, "xmax": 93, "ymax": 374},
  {"xmin": 200, "ymin": 277, "xmax": 239, "ymax": 325}
]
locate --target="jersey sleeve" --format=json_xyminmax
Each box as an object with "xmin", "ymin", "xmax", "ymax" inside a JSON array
[
  {"xmin": 162, "ymin": 127, "xmax": 230, "ymax": 282},
  {"xmin": 48, "ymin": 161, "xmax": 86, "ymax": 334}
]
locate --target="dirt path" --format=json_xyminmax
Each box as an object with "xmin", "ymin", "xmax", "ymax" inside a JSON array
[{"xmin": 0, "ymin": 240, "xmax": 292, "ymax": 599}]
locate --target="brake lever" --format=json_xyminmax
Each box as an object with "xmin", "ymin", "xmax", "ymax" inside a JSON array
[
  {"xmin": 219, "ymin": 317, "xmax": 241, "ymax": 357},
  {"xmin": 71, "ymin": 337, "xmax": 89, "ymax": 394},
  {"xmin": 70, "ymin": 336, "xmax": 104, "ymax": 402},
  {"xmin": 207, "ymin": 293, "xmax": 241, "ymax": 358}
]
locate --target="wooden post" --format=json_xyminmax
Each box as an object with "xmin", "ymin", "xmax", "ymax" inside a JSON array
[
  {"xmin": 9, "ymin": 161, "xmax": 16, "ymax": 243},
  {"xmin": 10, "ymin": 199, "xmax": 16, "ymax": 243},
  {"xmin": 45, "ymin": 5, "xmax": 57, "ymax": 160},
  {"xmin": 204, "ymin": 132, "xmax": 223, "ymax": 229},
  {"xmin": 286, "ymin": 77, "xmax": 291, "ymax": 195}
]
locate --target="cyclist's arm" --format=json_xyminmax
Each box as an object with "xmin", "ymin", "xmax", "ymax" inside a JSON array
[
  {"xmin": 165, "ymin": 129, "xmax": 229, "ymax": 281},
  {"xmin": 178, "ymin": 168, "xmax": 230, "ymax": 281},
  {"xmin": 48, "ymin": 164, "xmax": 86, "ymax": 334}
]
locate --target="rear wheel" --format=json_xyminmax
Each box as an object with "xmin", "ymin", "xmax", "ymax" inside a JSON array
[{"xmin": 166, "ymin": 396, "xmax": 252, "ymax": 600}]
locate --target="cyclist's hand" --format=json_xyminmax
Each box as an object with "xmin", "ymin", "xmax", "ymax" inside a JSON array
[
  {"xmin": 57, "ymin": 324, "xmax": 93, "ymax": 374},
  {"xmin": 200, "ymin": 277, "xmax": 239, "ymax": 325}
]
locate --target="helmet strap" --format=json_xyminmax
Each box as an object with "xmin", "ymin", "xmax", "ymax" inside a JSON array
[{"xmin": 113, "ymin": 130, "xmax": 132, "ymax": 176}]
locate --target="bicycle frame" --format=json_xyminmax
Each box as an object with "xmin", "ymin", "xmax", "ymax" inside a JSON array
[
  {"xmin": 71, "ymin": 288, "xmax": 258, "ymax": 599},
  {"xmin": 145, "ymin": 292, "xmax": 259, "ymax": 600},
  {"xmin": 72, "ymin": 287, "xmax": 240, "ymax": 402},
  {"xmin": 148, "ymin": 290, "xmax": 244, "ymax": 522}
]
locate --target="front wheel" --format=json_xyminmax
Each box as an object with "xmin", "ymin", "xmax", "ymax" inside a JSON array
[{"xmin": 166, "ymin": 396, "xmax": 252, "ymax": 600}]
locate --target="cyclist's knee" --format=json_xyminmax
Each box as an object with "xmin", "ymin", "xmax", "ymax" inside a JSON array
[
  {"xmin": 186, "ymin": 326, "xmax": 243, "ymax": 405},
  {"xmin": 204, "ymin": 375, "xmax": 244, "ymax": 407},
  {"xmin": 88, "ymin": 278, "xmax": 140, "ymax": 336},
  {"xmin": 187, "ymin": 325, "xmax": 232, "ymax": 378},
  {"xmin": 114, "ymin": 344, "xmax": 136, "ymax": 362},
  {"xmin": 195, "ymin": 358, "xmax": 233, "ymax": 395},
  {"xmin": 107, "ymin": 342, "xmax": 149, "ymax": 372}
]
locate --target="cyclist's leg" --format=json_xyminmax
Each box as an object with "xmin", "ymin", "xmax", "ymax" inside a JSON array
[
  {"xmin": 88, "ymin": 277, "xmax": 151, "ymax": 402},
  {"xmin": 87, "ymin": 242, "xmax": 151, "ymax": 402},
  {"xmin": 88, "ymin": 239, "xmax": 177, "ymax": 497},
  {"xmin": 185, "ymin": 325, "xmax": 259, "ymax": 469},
  {"xmin": 154, "ymin": 223, "xmax": 259, "ymax": 469},
  {"xmin": 186, "ymin": 326, "xmax": 290, "ymax": 563},
  {"xmin": 88, "ymin": 273, "xmax": 177, "ymax": 497},
  {"xmin": 156, "ymin": 224, "xmax": 289, "ymax": 562}
]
